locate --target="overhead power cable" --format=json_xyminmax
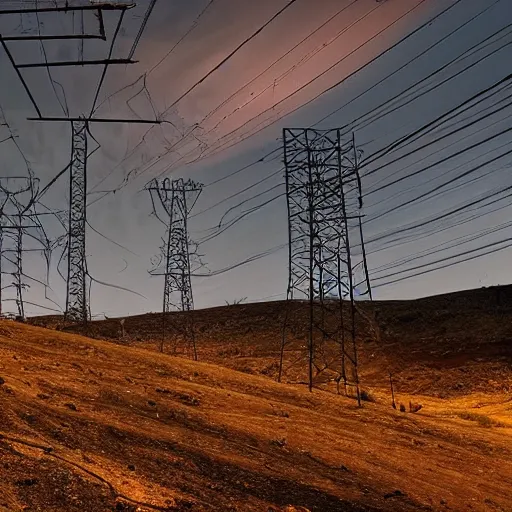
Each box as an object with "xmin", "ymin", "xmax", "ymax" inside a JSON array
[
  {"xmin": 366, "ymin": 183, "xmax": 512, "ymax": 247},
  {"xmin": 372, "ymin": 237, "xmax": 512, "ymax": 289},
  {"xmin": 372, "ymin": 216, "xmax": 512, "ymax": 276},
  {"xmin": 194, "ymin": 0, "xmax": 456, "ymax": 163},
  {"xmin": 163, "ymin": 0, "xmax": 300, "ymax": 115}
]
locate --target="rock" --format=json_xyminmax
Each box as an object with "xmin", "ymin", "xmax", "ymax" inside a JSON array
[
  {"xmin": 64, "ymin": 402, "xmax": 77, "ymax": 411},
  {"xmin": 384, "ymin": 490, "xmax": 405, "ymax": 499},
  {"xmin": 0, "ymin": 377, "xmax": 4, "ymax": 385},
  {"xmin": 21, "ymin": 414, "xmax": 36, "ymax": 424},
  {"xmin": 127, "ymin": 464, "xmax": 135, "ymax": 471},
  {"xmin": 115, "ymin": 502, "xmax": 137, "ymax": 512},
  {"xmin": 15, "ymin": 478, "xmax": 38, "ymax": 487},
  {"xmin": 147, "ymin": 400, "xmax": 156, "ymax": 407}
]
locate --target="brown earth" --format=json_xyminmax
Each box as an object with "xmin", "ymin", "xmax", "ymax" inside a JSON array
[
  {"xmin": 30, "ymin": 284, "xmax": 512, "ymax": 397},
  {"xmin": 0, "ymin": 284, "xmax": 510, "ymax": 511}
]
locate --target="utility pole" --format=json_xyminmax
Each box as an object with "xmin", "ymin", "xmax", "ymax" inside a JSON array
[{"xmin": 147, "ymin": 178, "xmax": 203, "ymax": 358}]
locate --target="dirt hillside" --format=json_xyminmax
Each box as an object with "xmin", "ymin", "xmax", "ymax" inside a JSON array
[
  {"xmin": 30, "ymin": 284, "xmax": 512, "ymax": 398},
  {"xmin": 1, "ymin": 317, "xmax": 511, "ymax": 511}
]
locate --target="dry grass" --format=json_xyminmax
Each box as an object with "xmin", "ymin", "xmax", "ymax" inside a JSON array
[{"xmin": 456, "ymin": 411, "xmax": 506, "ymax": 428}]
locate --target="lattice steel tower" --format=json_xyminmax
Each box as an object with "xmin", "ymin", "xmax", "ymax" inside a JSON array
[
  {"xmin": 280, "ymin": 128, "xmax": 371, "ymax": 403},
  {"xmin": 148, "ymin": 178, "xmax": 203, "ymax": 358}
]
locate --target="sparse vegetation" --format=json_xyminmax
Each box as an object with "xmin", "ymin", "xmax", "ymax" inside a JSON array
[
  {"xmin": 225, "ymin": 297, "xmax": 248, "ymax": 306},
  {"xmin": 456, "ymin": 411, "xmax": 505, "ymax": 428}
]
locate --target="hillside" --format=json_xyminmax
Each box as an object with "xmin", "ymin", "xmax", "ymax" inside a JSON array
[
  {"xmin": 0, "ymin": 320, "xmax": 511, "ymax": 511},
  {"xmin": 30, "ymin": 284, "xmax": 512, "ymax": 398}
]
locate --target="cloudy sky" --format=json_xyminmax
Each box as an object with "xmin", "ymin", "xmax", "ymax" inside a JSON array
[{"xmin": 1, "ymin": 0, "xmax": 511, "ymax": 317}]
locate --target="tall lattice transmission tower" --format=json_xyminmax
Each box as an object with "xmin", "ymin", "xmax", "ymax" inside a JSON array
[
  {"xmin": 147, "ymin": 178, "xmax": 203, "ymax": 358},
  {"xmin": 279, "ymin": 128, "xmax": 372, "ymax": 404}
]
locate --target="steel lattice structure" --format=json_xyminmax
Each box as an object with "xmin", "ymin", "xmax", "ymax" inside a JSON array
[
  {"xmin": 279, "ymin": 128, "xmax": 372, "ymax": 403},
  {"xmin": 147, "ymin": 178, "xmax": 203, "ymax": 358},
  {"xmin": 65, "ymin": 120, "xmax": 88, "ymax": 322},
  {"xmin": 0, "ymin": 177, "xmax": 42, "ymax": 319}
]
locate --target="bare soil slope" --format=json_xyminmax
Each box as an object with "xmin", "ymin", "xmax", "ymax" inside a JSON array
[
  {"xmin": 31, "ymin": 285, "xmax": 512, "ymax": 398},
  {"xmin": 0, "ymin": 321, "xmax": 511, "ymax": 511}
]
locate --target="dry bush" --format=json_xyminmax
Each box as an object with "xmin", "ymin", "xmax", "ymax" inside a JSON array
[{"xmin": 360, "ymin": 390, "xmax": 375, "ymax": 403}]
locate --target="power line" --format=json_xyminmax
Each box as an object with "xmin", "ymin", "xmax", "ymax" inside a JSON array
[
  {"xmin": 372, "ymin": 236, "xmax": 512, "ymax": 289},
  {"xmin": 366, "ymin": 180, "xmax": 512, "ymax": 256},
  {"xmin": 351, "ymin": 29, "xmax": 512, "ymax": 141},
  {"xmin": 366, "ymin": 84, "xmax": 512, "ymax": 194},
  {"xmin": 97, "ymin": 0, "xmax": 427, "ymax": 192},
  {"xmin": 211, "ymin": 21, "xmax": 512, "ymax": 167},
  {"xmin": 313, "ymin": 0, "xmax": 504, "ymax": 129},
  {"xmin": 372, "ymin": 216, "xmax": 512, "ymax": 276},
  {"xmin": 203, "ymin": 0, "xmax": 382, "ymax": 134},
  {"xmin": 199, "ymin": 0, "xmax": 361, "ymax": 127},
  {"xmin": 193, "ymin": 0, "xmax": 452, "ymax": 164},
  {"xmin": 191, "ymin": 165, "xmax": 282, "ymax": 219},
  {"xmin": 88, "ymin": 0, "xmax": 467, "ymax": 210},
  {"xmin": 127, "ymin": 0, "xmax": 159, "ymax": 60},
  {"xmin": 164, "ymin": 0, "xmax": 300, "ymax": 115},
  {"xmin": 360, "ymin": 71, "xmax": 512, "ymax": 171},
  {"xmin": 364, "ymin": 123, "xmax": 512, "ymax": 223},
  {"xmin": 366, "ymin": 183, "xmax": 512, "ymax": 247}
]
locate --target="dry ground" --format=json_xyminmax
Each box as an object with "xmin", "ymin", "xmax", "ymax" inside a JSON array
[
  {"xmin": 31, "ymin": 285, "xmax": 512, "ymax": 398},
  {"xmin": 1, "ymin": 302, "xmax": 512, "ymax": 511}
]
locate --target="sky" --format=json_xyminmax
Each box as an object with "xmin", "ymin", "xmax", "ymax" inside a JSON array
[{"xmin": 1, "ymin": 0, "xmax": 511, "ymax": 317}]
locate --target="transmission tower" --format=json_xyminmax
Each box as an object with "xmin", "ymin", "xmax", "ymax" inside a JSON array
[
  {"xmin": 0, "ymin": 2, "xmax": 161, "ymax": 323},
  {"xmin": 0, "ymin": 177, "xmax": 43, "ymax": 319},
  {"xmin": 147, "ymin": 178, "xmax": 203, "ymax": 358},
  {"xmin": 279, "ymin": 128, "xmax": 372, "ymax": 404}
]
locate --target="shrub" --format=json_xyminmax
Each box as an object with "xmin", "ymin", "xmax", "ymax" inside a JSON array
[{"xmin": 360, "ymin": 390, "xmax": 375, "ymax": 403}]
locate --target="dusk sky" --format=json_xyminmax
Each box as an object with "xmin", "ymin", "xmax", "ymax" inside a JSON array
[{"xmin": 1, "ymin": 0, "xmax": 511, "ymax": 317}]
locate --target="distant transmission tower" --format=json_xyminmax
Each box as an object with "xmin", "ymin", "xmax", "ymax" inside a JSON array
[
  {"xmin": 0, "ymin": 177, "xmax": 43, "ymax": 319},
  {"xmin": 279, "ymin": 128, "xmax": 371, "ymax": 404},
  {"xmin": 147, "ymin": 178, "xmax": 203, "ymax": 358}
]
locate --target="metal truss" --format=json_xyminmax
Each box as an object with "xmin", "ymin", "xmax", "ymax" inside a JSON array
[
  {"xmin": 279, "ymin": 128, "xmax": 372, "ymax": 404},
  {"xmin": 147, "ymin": 178, "xmax": 203, "ymax": 358}
]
